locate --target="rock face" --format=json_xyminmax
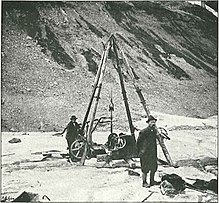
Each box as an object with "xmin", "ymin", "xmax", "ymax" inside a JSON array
[{"xmin": 1, "ymin": 1, "xmax": 218, "ymax": 131}]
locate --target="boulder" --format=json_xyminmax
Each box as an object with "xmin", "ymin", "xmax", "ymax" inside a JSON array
[{"xmin": 9, "ymin": 138, "xmax": 21, "ymax": 144}]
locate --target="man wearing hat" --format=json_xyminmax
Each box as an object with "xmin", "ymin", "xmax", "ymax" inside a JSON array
[
  {"xmin": 137, "ymin": 115, "xmax": 159, "ymax": 188},
  {"xmin": 61, "ymin": 115, "xmax": 82, "ymax": 151}
]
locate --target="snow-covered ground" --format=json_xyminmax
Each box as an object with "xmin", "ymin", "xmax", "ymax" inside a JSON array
[
  {"xmin": 188, "ymin": 1, "xmax": 218, "ymax": 17},
  {"xmin": 1, "ymin": 113, "xmax": 218, "ymax": 202}
]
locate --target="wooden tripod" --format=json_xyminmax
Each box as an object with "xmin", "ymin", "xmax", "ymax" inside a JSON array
[{"xmin": 80, "ymin": 34, "xmax": 174, "ymax": 167}]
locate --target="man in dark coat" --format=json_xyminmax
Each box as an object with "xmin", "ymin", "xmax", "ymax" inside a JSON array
[
  {"xmin": 137, "ymin": 115, "xmax": 159, "ymax": 188},
  {"xmin": 55, "ymin": 115, "xmax": 82, "ymax": 151}
]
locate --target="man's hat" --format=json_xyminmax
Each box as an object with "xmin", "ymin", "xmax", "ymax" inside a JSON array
[
  {"xmin": 70, "ymin": 115, "xmax": 77, "ymax": 120},
  {"xmin": 146, "ymin": 115, "xmax": 157, "ymax": 123}
]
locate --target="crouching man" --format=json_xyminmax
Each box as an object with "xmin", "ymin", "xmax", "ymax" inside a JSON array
[{"xmin": 137, "ymin": 115, "xmax": 159, "ymax": 188}]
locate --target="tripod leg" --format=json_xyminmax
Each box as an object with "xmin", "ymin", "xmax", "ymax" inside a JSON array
[{"xmin": 157, "ymin": 133, "xmax": 175, "ymax": 167}]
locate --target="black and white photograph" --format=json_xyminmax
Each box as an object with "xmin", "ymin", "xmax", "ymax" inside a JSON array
[{"xmin": 1, "ymin": 1, "xmax": 218, "ymax": 202}]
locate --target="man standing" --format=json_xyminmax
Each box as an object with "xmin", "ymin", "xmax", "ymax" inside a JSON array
[
  {"xmin": 137, "ymin": 115, "xmax": 159, "ymax": 188},
  {"xmin": 64, "ymin": 115, "xmax": 82, "ymax": 150},
  {"xmin": 54, "ymin": 115, "xmax": 82, "ymax": 151}
]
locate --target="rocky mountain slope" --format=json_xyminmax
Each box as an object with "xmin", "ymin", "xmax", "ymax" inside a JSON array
[{"xmin": 1, "ymin": 1, "xmax": 218, "ymax": 131}]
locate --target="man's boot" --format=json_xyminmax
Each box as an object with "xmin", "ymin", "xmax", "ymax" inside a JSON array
[
  {"xmin": 150, "ymin": 171, "xmax": 160, "ymax": 186},
  {"xmin": 142, "ymin": 172, "xmax": 150, "ymax": 188}
]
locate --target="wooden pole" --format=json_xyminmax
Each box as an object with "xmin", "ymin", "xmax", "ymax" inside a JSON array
[
  {"xmin": 80, "ymin": 39, "xmax": 112, "ymax": 165},
  {"xmin": 156, "ymin": 134, "xmax": 174, "ymax": 166},
  {"xmin": 81, "ymin": 36, "xmax": 113, "ymax": 131},
  {"xmin": 142, "ymin": 191, "xmax": 154, "ymax": 202},
  {"xmin": 109, "ymin": 88, "xmax": 114, "ymax": 134},
  {"xmin": 118, "ymin": 43, "xmax": 174, "ymax": 167},
  {"xmin": 110, "ymin": 110, "xmax": 113, "ymax": 134},
  {"xmin": 118, "ymin": 45, "xmax": 150, "ymax": 117},
  {"xmin": 112, "ymin": 37, "xmax": 135, "ymax": 140}
]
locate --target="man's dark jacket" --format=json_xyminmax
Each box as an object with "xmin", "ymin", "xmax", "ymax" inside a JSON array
[
  {"xmin": 137, "ymin": 126, "xmax": 158, "ymax": 173},
  {"xmin": 65, "ymin": 121, "xmax": 81, "ymax": 147}
]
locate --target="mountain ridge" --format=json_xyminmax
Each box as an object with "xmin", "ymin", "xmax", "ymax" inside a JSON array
[{"xmin": 1, "ymin": 1, "xmax": 218, "ymax": 131}]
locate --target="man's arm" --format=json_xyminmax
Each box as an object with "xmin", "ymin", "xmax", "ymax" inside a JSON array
[
  {"xmin": 137, "ymin": 131, "xmax": 145, "ymax": 156},
  {"xmin": 52, "ymin": 126, "xmax": 67, "ymax": 136}
]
